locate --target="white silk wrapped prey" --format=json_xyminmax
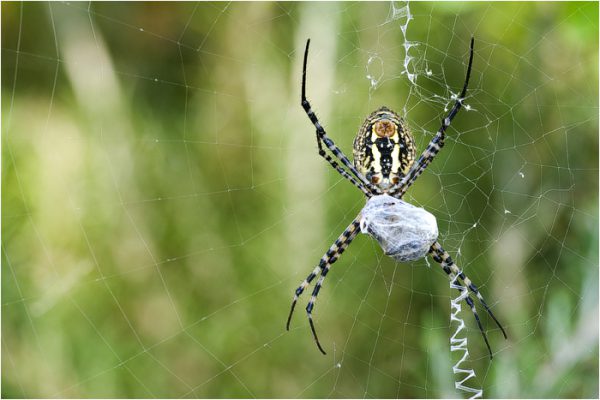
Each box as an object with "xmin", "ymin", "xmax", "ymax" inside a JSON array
[{"xmin": 359, "ymin": 194, "xmax": 439, "ymax": 262}]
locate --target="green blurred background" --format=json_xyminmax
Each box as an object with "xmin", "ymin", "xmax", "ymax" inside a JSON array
[{"xmin": 2, "ymin": 1, "xmax": 598, "ymax": 398}]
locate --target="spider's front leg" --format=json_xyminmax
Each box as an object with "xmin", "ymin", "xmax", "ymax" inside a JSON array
[
  {"xmin": 389, "ymin": 37, "xmax": 475, "ymax": 199},
  {"xmin": 429, "ymin": 241, "xmax": 507, "ymax": 359},
  {"xmin": 287, "ymin": 218, "xmax": 361, "ymax": 354},
  {"xmin": 301, "ymin": 39, "xmax": 379, "ymax": 197}
]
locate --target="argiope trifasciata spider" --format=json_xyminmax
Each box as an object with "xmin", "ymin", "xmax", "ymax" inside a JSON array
[{"xmin": 286, "ymin": 38, "xmax": 507, "ymax": 359}]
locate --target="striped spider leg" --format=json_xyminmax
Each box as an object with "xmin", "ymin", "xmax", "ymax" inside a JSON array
[
  {"xmin": 430, "ymin": 242, "xmax": 508, "ymax": 358},
  {"xmin": 301, "ymin": 39, "xmax": 381, "ymax": 197},
  {"xmin": 286, "ymin": 218, "xmax": 361, "ymax": 354},
  {"xmin": 388, "ymin": 37, "xmax": 475, "ymax": 199},
  {"xmin": 289, "ymin": 38, "xmax": 379, "ymax": 354}
]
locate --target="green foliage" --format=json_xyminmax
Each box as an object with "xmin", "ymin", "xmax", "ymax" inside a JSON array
[{"xmin": 2, "ymin": 2, "xmax": 598, "ymax": 398}]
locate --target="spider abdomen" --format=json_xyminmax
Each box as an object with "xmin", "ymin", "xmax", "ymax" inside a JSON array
[{"xmin": 359, "ymin": 194, "xmax": 438, "ymax": 262}]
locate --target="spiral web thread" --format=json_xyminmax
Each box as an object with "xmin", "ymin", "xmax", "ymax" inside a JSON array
[{"xmin": 450, "ymin": 278, "xmax": 483, "ymax": 399}]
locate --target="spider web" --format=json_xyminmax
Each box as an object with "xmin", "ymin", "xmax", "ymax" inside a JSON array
[{"xmin": 2, "ymin": 1, "xmax": 598, "ymax": 398}]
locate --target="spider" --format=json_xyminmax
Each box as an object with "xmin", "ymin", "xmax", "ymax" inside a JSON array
[{"xmin": 286, "ymin": 37, "xmax": 507, "ymax": 359}]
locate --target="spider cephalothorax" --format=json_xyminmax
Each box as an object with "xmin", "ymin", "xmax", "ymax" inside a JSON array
[
  {"xmin": 353, "ymin": 107, "xmax": 416, "ymax": 191},
  {"xmin": 288, "ymin": 38, "xmax": 507, "ymax": 359}
]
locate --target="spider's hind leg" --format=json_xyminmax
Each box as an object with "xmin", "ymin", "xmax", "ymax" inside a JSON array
[
  {"xmin": 286, "ymin": 218, "xmax": 361, "ymax": 355},
  {"xmin": 429, "ymin": 241, "xmax": 507, "ymax": 359}
]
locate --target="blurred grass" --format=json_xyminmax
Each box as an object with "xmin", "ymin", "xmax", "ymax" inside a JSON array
[{"xmin": 2, "ymin": 1, "xmax": 598, "ymax": 398}]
